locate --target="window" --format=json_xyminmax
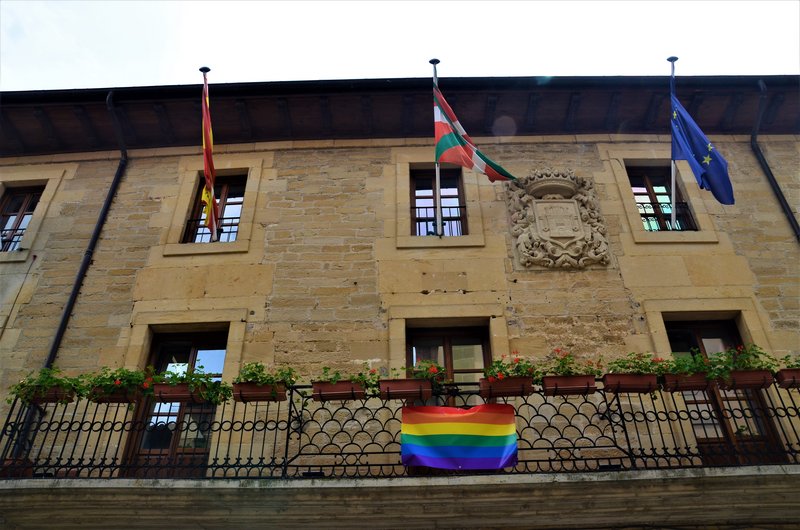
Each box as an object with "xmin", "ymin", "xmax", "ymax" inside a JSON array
[
  {"xmin": 628, "ymin": 166, "xmax": 697, "ymax": 232},
  {"xmin": 406, "ymin": 326, "xmax": 490, "ymax": 384},
  {"xmin": 183, "ymin": 174, "xmax": 246, "ymax": 243},
  {"xmin": 665, "ymin": 320, "xmax": 784, "ymax": 466},
  {"xmin": 130, "ymin": 331, "xmax": 227, "ymax": 478},
  {"xmin": 1, "ymin": 186, "xmax": 43, "ymax": 252},
  {"xmin": 410, "ymin": 168, "xmax": 467, "ymax": 237}
]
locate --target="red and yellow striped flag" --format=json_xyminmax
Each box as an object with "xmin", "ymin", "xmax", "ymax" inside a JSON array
[{"xmin": 201, "ymin": 68, "xmax": 220, "ymax": 241}]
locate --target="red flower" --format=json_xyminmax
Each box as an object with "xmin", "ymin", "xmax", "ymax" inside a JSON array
[
  {"xmin": 497, "ymin": 373, "xmax": 505, "ymax": 380},
  {"xmin": 488, "ymin": 376, "xmax": 496, "ymax": 383},
  {"xmin": 142, "ymin": 382, "xmax": 150, "ymax": 389},
  {"xmin": 114, "ymin": 379, "xmax": 122, "ymax": 386},
  {"xmin": 653, "ymin": 357, "xmax": 665, "ymax": 363},
  {"xmin": 369, "ymin": 369, "xmax": 377, "ymax": 374},
  {"xmin": 428, "ymin": 366, "xmax": 438, "ymax": 374},
  {"xmin": 513, "ymin": 357, "xmax": 520, "ymax": 364}
]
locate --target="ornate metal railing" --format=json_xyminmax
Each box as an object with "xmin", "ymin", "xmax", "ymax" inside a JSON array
[{"xmin": 1, "ymin": 382, "xmax": 798, "ymax": 479}]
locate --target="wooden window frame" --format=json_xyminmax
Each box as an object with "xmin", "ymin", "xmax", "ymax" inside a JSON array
[
  {"xmin": 627, "ymin": 166, "xmax": 697, "ymax": 232},
  {"xmin": 1, "ymin": 186, "xmax": 43, "ymax": 252},
  {"xmin": 409, "ymin": 168, "xmax": 468, "ymax": 237},
  {"xmin": 405, "ymin": 326, "xmax": 491, "ymax": 383},
  {"xmin": 182, "ymin": 174, "xmax": 247, "ymax": 244}
]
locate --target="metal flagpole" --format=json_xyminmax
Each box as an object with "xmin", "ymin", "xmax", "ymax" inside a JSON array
[
  {"xmin": 430, "ymin": 58, "xmax": 444, "ymax": 237},
  {"xmin": 668, "ymin": 56, "xmax": 678, "ymax": 229}
]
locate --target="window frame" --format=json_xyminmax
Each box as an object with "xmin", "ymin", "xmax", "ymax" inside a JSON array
[
  {"xmin": 163, "ymin": 156, "xmax": 266, "ymax": 257},
  {"xmin": 406, "ymin": 325, "xmax": 492, "ymax": 384},
  {"xmin": 0, "ymin": 164, "xmax": 70, "ymax": 263},
  {"xmin": 182, "ymin": 174, "xmax": 247, "ymax": 244},
  {"xmin": 627, "ymin": 166, "xmax": 698, "ymax": 232},
  {"xmin": 1, "ymin": 185, "xmax": 43, "ymax": 252},
  {"xmin": 409, "ymin": 167, "xmax": 468, "ymax": 237}
]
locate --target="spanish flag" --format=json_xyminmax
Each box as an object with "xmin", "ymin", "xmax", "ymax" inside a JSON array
[
  {"xmin": 200, "ymin": 67, "xmax": 220, "ymax": 241},
  {"xmin": 401, "ymin": 404, "xmax": 518, "ymax": 470}
]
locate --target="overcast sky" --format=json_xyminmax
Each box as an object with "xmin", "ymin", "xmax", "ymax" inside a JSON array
[{"xmin": 1, "ymin": 1, "xmax": 798, "ymax": 92}]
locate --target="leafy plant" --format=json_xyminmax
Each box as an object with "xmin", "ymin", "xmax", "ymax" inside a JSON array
[
  {"xmin": 234, "ymin": 362, "xmax": 298, "ymax": 387},
  {"xmin": 540, "ymin": 348, "xmax": 603, "ymax": 378},
  {"xmin": 7, "ymin": 367, "xmax": 85, "ymax": 404},
  {"xmin": 156, "ymin": 366, "xmax": 232, "ymax": 405},
  {"xmin": 314, "ymin": 363, "xmax": 381, "ymax": 396},
  {"xmin": 85, "ymin": 366, "xmax": 155, "ymax": 401},
  {"xmin": 606, "ymin": 352, "xmax": 669, "ymax": 375},
  {"xmin": 484, "ymin": 352, "xmax": 539, "ymax": 383},
  {"xmin": 706, "ymin": 344, "xmax": 779, "ymax": 381},
  {"xmin": 781, "ymin": 354, "xmax": 800, "ymax": 369},
  {"xmin": 663, "ymin": 350, "xmax": 711, "ymax": 376}
]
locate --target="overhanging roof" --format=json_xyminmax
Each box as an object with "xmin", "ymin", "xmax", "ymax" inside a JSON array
[{"xmin": 1, "ymin": 75, "xmax": 798, "ymax": 157}]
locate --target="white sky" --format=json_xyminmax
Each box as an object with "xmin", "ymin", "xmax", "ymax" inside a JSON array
[{"xmin": 1, "ymin": 0, "xmax": 798, "ymax": 92}]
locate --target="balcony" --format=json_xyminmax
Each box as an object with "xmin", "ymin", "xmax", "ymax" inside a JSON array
[{"xmin": 2, "ymin": 381, "xmax": 798, "ymax": 480}]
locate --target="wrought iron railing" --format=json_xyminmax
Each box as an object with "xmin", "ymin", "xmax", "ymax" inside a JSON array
[
  {"xmin": 1, "ymin": 382, "xmax": 797, "ymax": 479},
  {"xmin": 638, "ymin": 201, "xmax": 698, "ymax": 231},
  {"xmin": 183, "ymin": 216, "xmax": 241, "ymax": 243},
  {"xmin": 413, "ymin": 206, "xmax": 466, "ymax": 236},
  {"xmin": 0, "ymin": 227, "xmax": 26, "ymax": 252}
]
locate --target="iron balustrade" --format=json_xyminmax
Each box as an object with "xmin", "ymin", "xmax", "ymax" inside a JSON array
[
  {"xmin": 638, "ymin": 201, "xmax": 698, "ymax": 232},
  {"xmin": 1, "ymin": 382, "xmax": 798, "ymax": 479},
  {"xmin": 184, "ymin": 216, "xmax": 241, "ymax": 243},
  {"xmin": 413, "ymin": 206, "xmax": 465, "ymax": 237},
  {"xmin": 0, "ymin": 227, "xmax": 26, "ymax": 252}
]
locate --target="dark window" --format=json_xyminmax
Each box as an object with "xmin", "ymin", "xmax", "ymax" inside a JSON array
[
  {"xmin": 0, "ymin": 186, "xmax": 43, "ymax": 252},
  {"xmin": 130, "ymin": 331, "xmax": 227, "ymax": 477},
  {"xmin": 183, "ymin": 175, "xmax": 246, "ymax": 243},
  {"xmin": 406, "ymin": 326, "xmax": 490, "ymax": 384},
  {"xmin": 628, "ymin": 166, "xmax": 697, "ymax": 232},
  {"xmin": 410, "ymin": 168, "xmax": 467, "ymax": 237}
]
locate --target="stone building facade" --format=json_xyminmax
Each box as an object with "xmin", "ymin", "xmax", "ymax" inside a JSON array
[{"xmin": 0, "ymin": 75, "xmax": 798, "ymax": 528}]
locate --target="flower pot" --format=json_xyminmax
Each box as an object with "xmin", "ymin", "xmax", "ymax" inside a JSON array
[
  {"xmin": 378, "ymin": 379, "xmax": 432, "ymax": 400},
  {"xmin": 88, "ymin": 386, "xmax": 142, "ymax": 403},
  {"xmin": 232, "ymin": 382, "xmax": 287, "ymax": 402},
  {"xmin": 479, "ymin": 376, "xmax": 533, "ymax": 398},
  {"xmin": 661, "ymin": 373, "xmax": 710, "ymax": 392},
  {"xmin": 541, "ymin": 375, "xmax": 597, "ymax": 396},
  {"xmin": 602, "ymin": 373, "xmax": 658, "ymax": 394},
  {"xmin": 29, "ymin": 387, "xmax": 76, "ymax": 404},
  {"xmin": 719, "ymin": 369, "xmax": 774, "ymax": 390},
  {"xmin": 311, "ymin": 381, "xmax": 366, "ymax": 402},
  {"xmin": 152, "ymin": 383, "xmax": 209, "ymax": 404},
  {"xmin": 776, "ymin": 368, "xmax": 800, "ymax": 389},
  {"xmin": 0, "ymin": 458, "xmax": 34, "ymax": 478}
]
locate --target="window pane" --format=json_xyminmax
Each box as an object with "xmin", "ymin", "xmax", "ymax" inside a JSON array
[
  {"xmin": 411, "ymin": 338, "xmax": 445, "ymax": 366},
  {"xmin": 195, "ymin": 348, "xmax": 225, "ymax": 376},
  {"xmin": 451, "ymin": 342, "xmax": 483, "ymax": 371}
]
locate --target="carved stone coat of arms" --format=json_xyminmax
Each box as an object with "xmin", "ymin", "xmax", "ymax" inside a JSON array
[{"xmin": 508, "ymin": 169, "xmax": 610, "ymax": 269}]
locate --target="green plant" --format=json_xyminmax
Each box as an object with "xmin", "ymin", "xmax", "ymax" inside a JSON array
[
  {"xmin": 540, "ymin": 348, "xmax": 603, "ymax": 378},
  {"xmin": 781, "ymin": 354, "xmax": 800, "ymax": 369},
  {"xmin": 706, "ymin": 344, "xmax": 779, "ymax": 380},
  {"xmin": 7, "ymin": 367, "xmax": 85, "ymax": 404},
  {"xmin": 233, "ymin": 362, "xmax": 298, "ymax": 387},
  {"xmin": 156, "ymin": 366, "xmax": 232, "ymax": 405},
  {"xmin": 314, "ymin": 363, "xmax": 380, "ymax": 397},
  {"xmin": 606, "ymin": 352, "xmax": 668, "ymax": 375},
  {"xmin": 85, "ymin": 366, "xmax": 155, "ymax": 400},
  {"xmin": 484, "ymin": 352, "xmax": 539, "ymax": 383},
  {"xmin": 410, "ymin": 359, "xmax": 446, "ymax": 382},
  {"xmin": 663, "ymin": 350, "xmax": 711, "ymax": 376}
]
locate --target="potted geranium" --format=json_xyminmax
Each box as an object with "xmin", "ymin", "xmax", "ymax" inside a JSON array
[
  {"xmin": 312, "ymin": 363, "xmax": 379, "ymax": 402},
  {"xmin": 540, "ymin": 348, "xmax": 603, "ymax": 396},
  {"xmin": 661, "ymin": 352, "xmax": 711, "ymax": 392},
  {"xmin": 153, "ymin": 367, "xmax": 232, "ymax": 405},
  {"xmin": 707, "ymin": 344, "xmax": 778, "ymax": 390},
  {"xmin": 86, "ymin": 366, "xmax": 155, "ymax": 403},
  {"xmin": 602, "ymin": 352, "xmax": 665, "ymax": 393},
  {"xmin": 480, "ymin": 352, "xmax": 538, "ymax": 398},
  {"xmin": 232, "ymin": 362, "xmax": 297, "ymax": 402},
  {"xmin": 379, "ymin": 360, "xmax": 445, "ymax": 400},
  {"xmin": 776, "ymin": 354, "xmax": 800, "ymax": 389},
  {"xmin": 7, "ymin": 367, "xmax": 85, "ymax": 404}
]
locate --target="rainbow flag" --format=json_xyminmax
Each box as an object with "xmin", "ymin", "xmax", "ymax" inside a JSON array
[{"xmin": 401, "ymin": 404, "xmax": 518, "ymax": 470}]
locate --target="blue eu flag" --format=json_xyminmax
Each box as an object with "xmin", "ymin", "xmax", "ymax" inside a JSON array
[{"xmin": 670, "ymin": 83, "xmax": 735, "ymax": 205}]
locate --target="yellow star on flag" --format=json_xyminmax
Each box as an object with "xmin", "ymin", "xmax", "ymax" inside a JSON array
[
  {"xmin": 707, "ymin": 143, "xmax": 713, "ymax": 152},
  {"xmin": 702, "ymin": 154, "xmax": 712, "ymax": 165},
  {"xmin": 673, "ymin": 109, "xmax": 677, "ymax": 119}
]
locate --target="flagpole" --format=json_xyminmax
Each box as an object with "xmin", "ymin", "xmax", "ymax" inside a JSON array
[
  {"xmin": 430, "ymin": 58, "xmax": 443, "ymax": 237},
  {"xmin": 668, "ymin": 56, "xmax": 678, "ymax": 229}
]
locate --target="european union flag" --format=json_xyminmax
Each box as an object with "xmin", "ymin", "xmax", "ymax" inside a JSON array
[{"xmin": 670, "ymin": 92, "xmax": 735, "ymax": 205}]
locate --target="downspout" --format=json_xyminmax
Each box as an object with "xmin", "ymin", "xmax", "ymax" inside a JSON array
[
  {"xmin": 750, "ymin": 80, "xmax": 800, "ymax": 243},
  {"xmin": 42, "ymin": 90, "xmax": 129, "ymax": 368}
]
